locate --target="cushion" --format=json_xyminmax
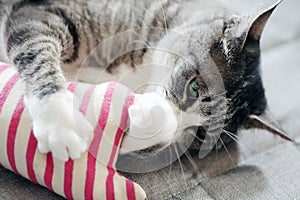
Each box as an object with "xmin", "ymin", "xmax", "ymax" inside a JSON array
[{"xmin": 0, "ymin": 62, "xmax": 146, "ymax": 200}]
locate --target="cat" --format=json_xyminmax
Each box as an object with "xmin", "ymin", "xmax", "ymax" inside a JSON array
[{"xmin": 0, "ymin": 0, "xmax": 292, "ymax": 161}]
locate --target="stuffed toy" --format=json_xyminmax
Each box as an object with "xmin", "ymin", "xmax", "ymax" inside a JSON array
[{"xmin": 0, "ymin": 62, "xmax": 148, "ymax": 200}]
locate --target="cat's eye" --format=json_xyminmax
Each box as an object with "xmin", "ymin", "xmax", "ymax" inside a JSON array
[{"xmin": 188, "ymin": 79, "xmax": 199, "ymax": 99}]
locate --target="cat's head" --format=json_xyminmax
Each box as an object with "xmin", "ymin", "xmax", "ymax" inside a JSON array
[
  {"xmin": 117, "ymin": 1, "xmax": 293, "ymax": 172},
  {"xmin": 150, "ymin": 1, "xmax": 293, "ymax": 152}
]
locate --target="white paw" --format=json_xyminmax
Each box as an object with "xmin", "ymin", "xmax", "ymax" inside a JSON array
[
  {"xmin": 25, "ymin": 91, "xmax": 93, "ymax": 162},
  {"xmin": 121, "ymin": 93, "xmax": 178, "ymax": 153}
]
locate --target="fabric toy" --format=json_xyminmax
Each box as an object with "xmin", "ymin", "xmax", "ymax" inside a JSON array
[{"xmin": 0, "ymin": 62, "xmax": 146, "ymax": 200}]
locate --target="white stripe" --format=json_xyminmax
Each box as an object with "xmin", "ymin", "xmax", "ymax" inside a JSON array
[
  {"xmin": 97, "ymin": 83, "xmax": 128, "ymax": 166},
  {"xmin": 14, "ymin": 107, "xmax": 32, "ymax": 179},
  {"xmin": 92, "ymin": 163, "xmax": 107, "ymax": 200},
  {"xmin": 0, "ymin": 79, "xmax": 22, "ymax": 170},
  {"xmin": 32, "ymin": 150, "xmax": 47, "ymax": 186},
  {"xmin": 0, "ymin": 67, "xmax": 16, "ymax": 95},
  {"xmin": 114, "ymin": 174, "xmax": 127, "ymax": 200},
  {"xmin": 72, "ymin": 153, "xmax": 88, "ymax": 200},
  {"xmin": 52, "ymin": 159, "xmax": 65, "ymax": 197},
  {"xmin": 135, "ymin": 182, "xmax": 147, "ymax": 200}
]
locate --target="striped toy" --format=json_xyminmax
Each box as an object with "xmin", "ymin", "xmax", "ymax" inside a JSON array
[{"xmin": 0, "ymin": 63, "xmax": 146, "ymax": 200}]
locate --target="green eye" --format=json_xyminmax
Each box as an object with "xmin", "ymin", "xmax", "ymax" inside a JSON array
[{"xmin": 188, "ymin": 79, "xmax": 199, "ymax": 99}]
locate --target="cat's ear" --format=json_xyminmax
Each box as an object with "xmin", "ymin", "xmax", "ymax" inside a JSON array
[
  {"xmin": 247, "ymin": 108, "xmax": 294, "ymax": 142},
  {"xmin": 245, "ymin": 1, "xmax": 280, "ymax": 41},
  {"xmin": 223, "ymin": 0, "xmax": 281, "ymax": 53}
]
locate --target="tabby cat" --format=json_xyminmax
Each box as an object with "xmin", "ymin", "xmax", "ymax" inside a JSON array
[{"xmin": 0, "ymin": 0, "xmax": 292, "ymax": 161}]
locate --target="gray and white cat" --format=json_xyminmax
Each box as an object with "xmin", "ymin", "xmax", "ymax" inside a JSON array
[{"xmin": 0, "ymin": 0, "xmax": 292, "ymax": 161}]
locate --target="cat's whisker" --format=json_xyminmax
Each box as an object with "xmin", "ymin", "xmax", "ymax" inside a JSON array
[
  {"xmin": 219, "ymin": 137, "xmax": 235, "ymax": 165},
  {"xmin": 159, "ymin": 0, "xmax": 168, "ymax": 35},
  {"xmin": 222, "ymin": 129, "xmax": 237, "ymax": 137},
  {"xmin": 222, "ymin": 129, "xmax": 243, "ymax": 146},
  {"xmin": 128, "ymin": 28, "xmax": 154, "ymax": 48},
  {"xmin": 173, "ymin": 144, "xmax": 188, "ymax": 188},
  {"xmin": 131, "ymin": 40, "xmax": 152, "ymax": 49},
  {"xmin": 211, "ymin": 90, "xmax": 227, "ymax": 98},
  {"xmin": 222, "ymin": 129, "xmax": 251, "ymax": 153},
  {"xmin": 213, "ymin": 135, "xmax": 218, "ymax": 160},
  {"xmin": 168, "ymin": 145, "xmax": 173, "ymax": 177},
  {"xmin": 209, "ymin": 135, "xmax": 216, "ymax": 153},
  {"xmin": 177, "ymin": 143, "xmax": 200, "ymax": 178},
  {"xmin": 185, "ymin": 130, "xmax": 205, "ymax": 143},
  {"xmin": 215, "ymin": 145, "xmax": 218, "ymax": 160}
]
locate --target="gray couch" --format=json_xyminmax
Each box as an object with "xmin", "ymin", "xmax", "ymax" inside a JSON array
[{"xmin": 1, "ymin": 0, "xmax": 300, "ymax": 199}]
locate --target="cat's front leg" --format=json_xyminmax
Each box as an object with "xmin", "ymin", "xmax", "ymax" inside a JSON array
[
  {"xmin": 7, "ymin": 22, "xmax": 93, "ymax": 162},
  {"xmin": 24, "ymin": 91, "xmax": 93, "ymax": 161}
]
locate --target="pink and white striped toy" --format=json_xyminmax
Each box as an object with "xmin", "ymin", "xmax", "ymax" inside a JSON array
[{"xmin": 0, "ymin": 63, "xmax": 146, "ymax": 200}]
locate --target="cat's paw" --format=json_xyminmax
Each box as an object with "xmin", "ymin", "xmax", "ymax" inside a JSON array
[
  {"xmin": 25, "ymin": 91, "xmax": 93, "ymax": 162},
  {"xmin": 121, "ymin": 93, "xmax": 178, "ymax": 153}
]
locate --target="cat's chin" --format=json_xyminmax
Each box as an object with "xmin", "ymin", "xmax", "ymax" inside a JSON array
[
  {"xmin": 120, "ymin": 132, "xmax": 172, "ymax": 154},
  {"xmin": 117, "ymin": 143, "xmax": 174, "ymax": 173},
  {"xmin": 120, "ymin": 143, "xmax": 166, "ymax": 157}
]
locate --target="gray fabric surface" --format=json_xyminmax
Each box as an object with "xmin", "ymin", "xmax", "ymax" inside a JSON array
[
  {"xmin": 0, "ymin": 0, "xmax": 299, "ymax": 199},
  {"xmin": 199, "ymin": 142, "xmax": 300, "ymax": 200},
  {"xmin": 0, "ymin": 168, "xmax": 64, "ymax": 200}
]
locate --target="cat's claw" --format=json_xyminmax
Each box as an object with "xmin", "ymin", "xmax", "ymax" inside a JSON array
[{"xmin": 25, "ymin": 91, "xmax": 93, "ymax": 162}]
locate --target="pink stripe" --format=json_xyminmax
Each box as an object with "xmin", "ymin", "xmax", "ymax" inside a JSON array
[
  {"xmin": 6, "ymin": 97, "xmax": 25, "ymax": 174},
  {"xmin": 0, "ymin": 74, "xmax": 20, "ymax": 113},
  {"xmin": 63, "ymin": 83, "xmax": 78, "ymax": 200},
  {"xmin": 0, "ymin": 64, "xmax": 9, "ymax": 74},
  {"xmin": 126, "ymin": 180, "xmax": 136, "ymax": 200},
  {"xmin": 84, "ymin": 82, "xmax": 116, "ymax": 200},
  {"xmin": 106, "ymin": 168, "xmax": 116, "ymax": 200},
  {"xmin": 108, "ymin": 90, "xmax": 134, "ymax": 167},
  {"xmin": 79, "ymin": 86, "xmax": 96, "ymax": 115},
  {"xmin": 64, "ymin": 159, "xmax": 74, "ymax": 200},
  {"xmin": 44, "ymin": 153, "xmax": 54, "ymax": 191},
  {"xmin": 26, "ymin": 131, "xmax": 38, "ymax": 184},
  {"xmin": 68, "ymin": 82, "xmax": 77, "ymax": 93},
  {"xmin": 106, "ymin": 90, "xmax": 134, "ymax": 200},
  {"xmin": 89, "ymin": 82, "xmax": 116, "ymax": 156},
  {"xmin": 84, "ymin": 154, "xmax": 97, "ymax": 200}
]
